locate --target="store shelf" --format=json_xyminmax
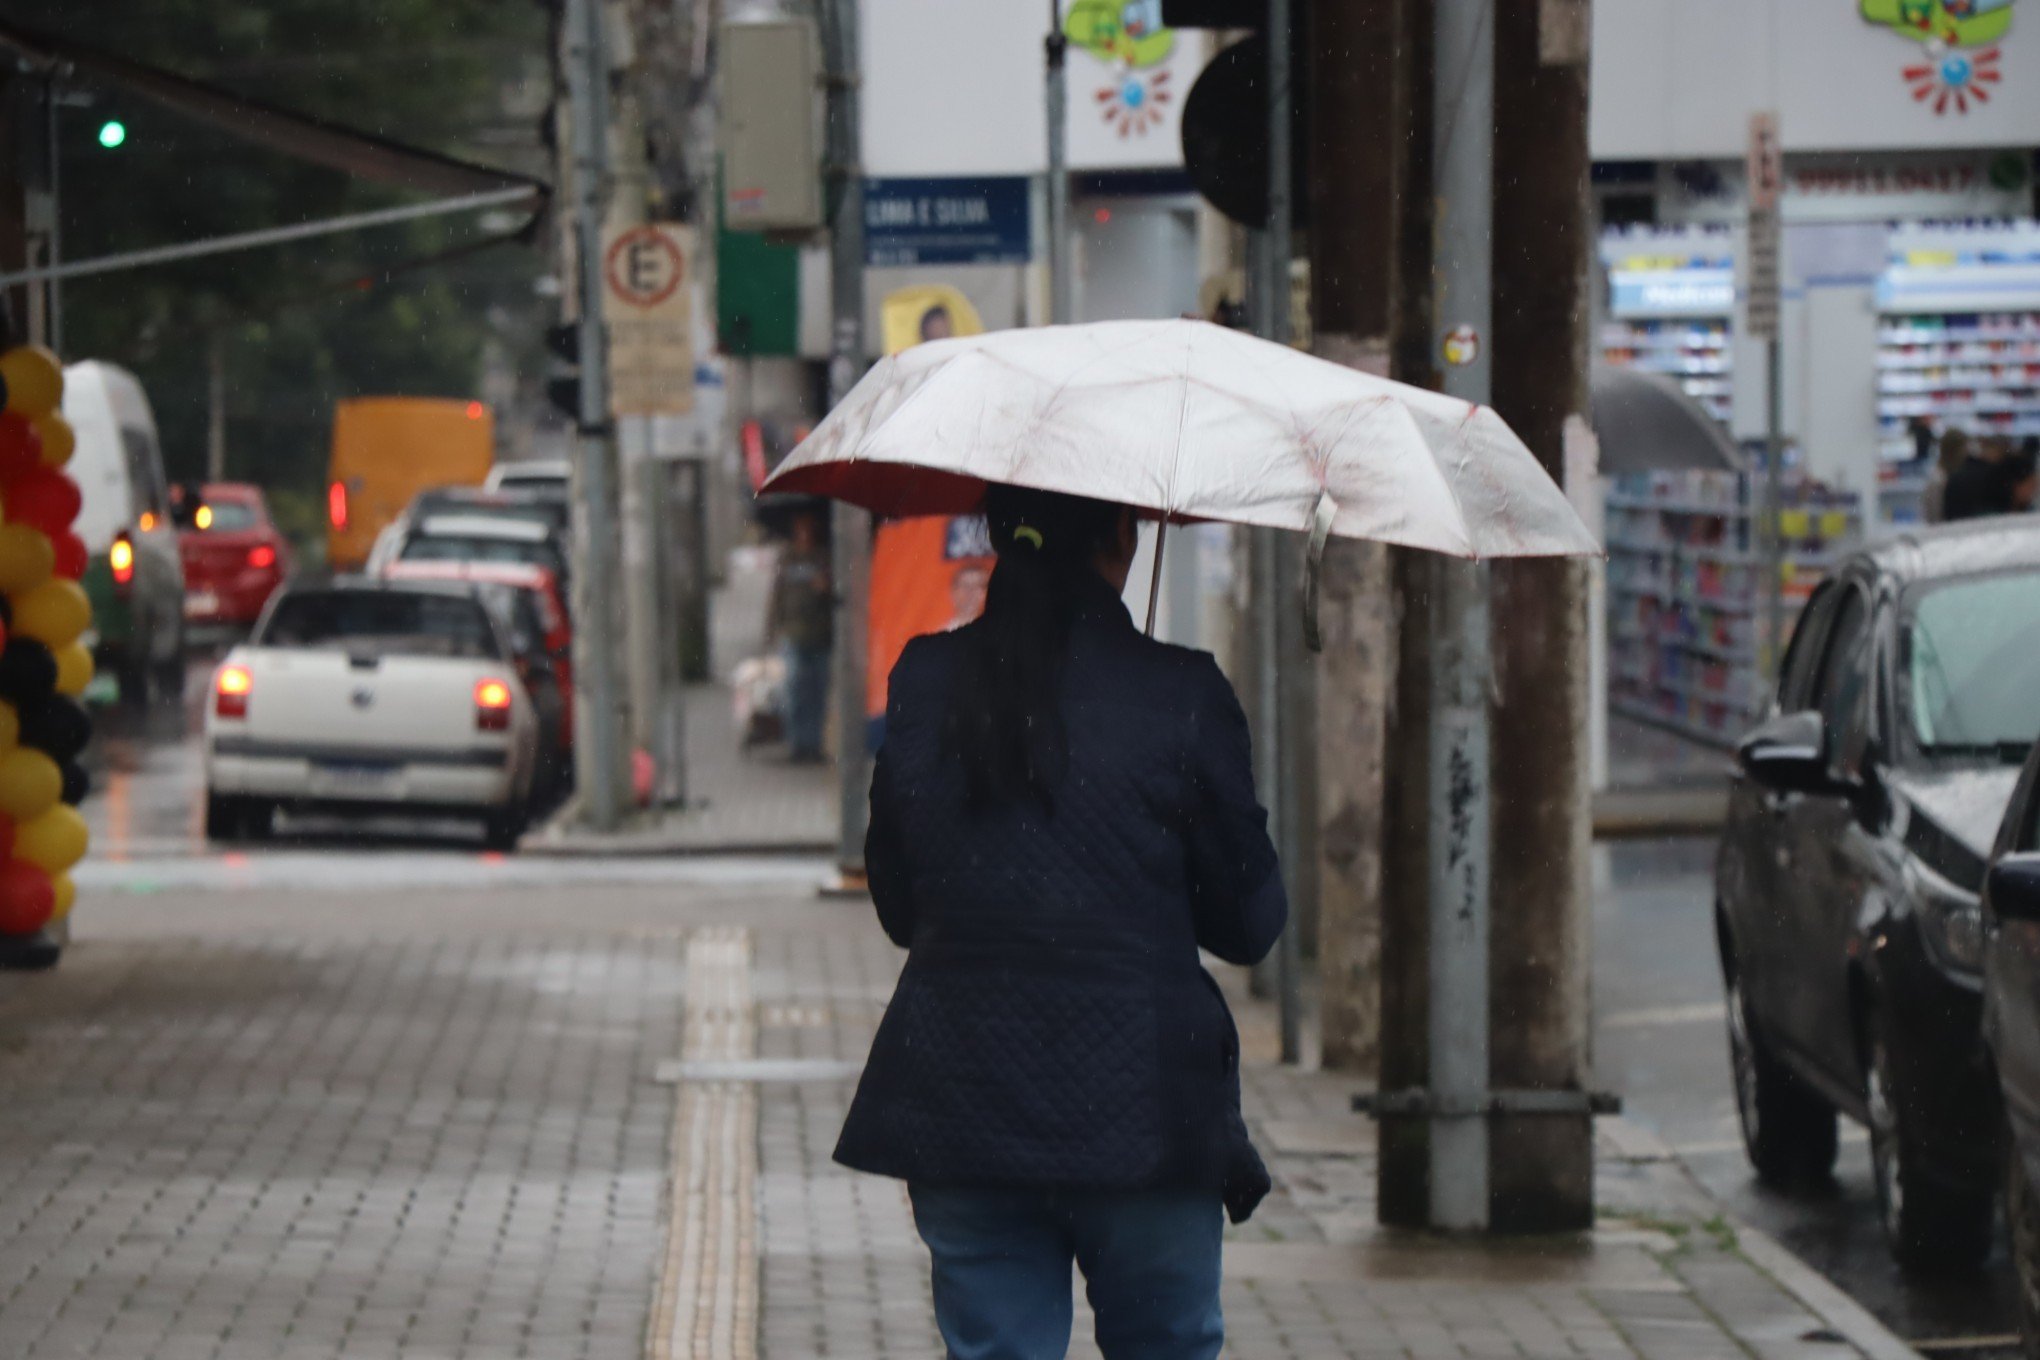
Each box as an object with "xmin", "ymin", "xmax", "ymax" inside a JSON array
[{"xmin": 1609, "ymin": 698, "xmax": 1742, "ymax": 750}]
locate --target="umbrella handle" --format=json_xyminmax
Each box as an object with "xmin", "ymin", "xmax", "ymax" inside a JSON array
[
  {"xmin": 1144, "ymin": 516, "xmax": 1168, "ymax": 637},
  {"xmin": 1302, "ymin": 491, "xmax": 1337, "ymax": 653}
]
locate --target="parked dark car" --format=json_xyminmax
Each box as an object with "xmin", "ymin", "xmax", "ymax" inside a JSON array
[
  {"xmin": 1985, "ymin": 738, "xmax": 2040, "ymax": 1359},
  {"xmin": 1716, "ymin": 517, "xmax": 2040, "ymax": 1270}
]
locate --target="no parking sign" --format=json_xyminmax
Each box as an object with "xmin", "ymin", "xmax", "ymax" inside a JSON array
[{"xmin": 604, "ymin": 224, "xmax": 696, "ymax": 417}]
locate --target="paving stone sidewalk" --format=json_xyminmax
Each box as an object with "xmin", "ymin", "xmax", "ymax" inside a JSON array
[
  {"xmin": 753, "ymin": 924, "xmax": 1916, "ymax": 1360},
  {"xmin": 0, "ymin": 876, "xmax": 1918, "ymax": 1360}
]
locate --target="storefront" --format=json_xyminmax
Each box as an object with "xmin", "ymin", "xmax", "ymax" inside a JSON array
[{"xmin": 1591, "ymin": 2, "xmax": 2040, "ymax": 526}]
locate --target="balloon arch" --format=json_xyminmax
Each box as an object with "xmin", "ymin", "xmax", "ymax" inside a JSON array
[{"xmin": 0, "ymin": 344, "xmax": 95, "ymax": 941}]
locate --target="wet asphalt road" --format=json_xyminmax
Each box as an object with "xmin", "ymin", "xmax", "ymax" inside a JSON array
[
  {"xmin": 71, "ymin": 665, "xmax": 2022, "ymax": 1352},
  {"xmin": 1594, "ymin": 836, "xmax": 2021, "ymax": 1356}
]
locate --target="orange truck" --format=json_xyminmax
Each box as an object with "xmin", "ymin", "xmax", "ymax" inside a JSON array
[{"xmin": 325, "ymin": 397, "xmax": 495, "ymax": 571}]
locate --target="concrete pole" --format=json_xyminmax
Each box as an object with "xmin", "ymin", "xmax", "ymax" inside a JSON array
[
  {"xmin": 1486, "ymin": 0, "xmax": 1595, "ymax": 1232},
  {"xmin": 1045, "ymin": 0, "xmax": 1073, "ymax": 325},
  {"xmin": 1305, "ymin": 0, "xmax": 1400, "ymax": 1077},
  {"xmin": 564, "ymin": 0, "xmax": 627, "ymax": 830},
  {"xmin": 823, "ymin": 0, "xmax": 871, "ymax": 878},
  {"xmin": 1426, "ymin": 0, "xmax": 1494, "ymax": 1233},
  {"xmin": 1762, "ymin": 338, "xmax": 1785, "ymax": 678}
]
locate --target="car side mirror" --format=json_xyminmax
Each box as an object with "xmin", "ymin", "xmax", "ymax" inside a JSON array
[
  {"xmin": 1737, "ymin": 710, "xmax": 1832, "ymax": 796},
  {"xmin": 1990, "ymin": 854, "xmax": 2040, "ymax": 924}
]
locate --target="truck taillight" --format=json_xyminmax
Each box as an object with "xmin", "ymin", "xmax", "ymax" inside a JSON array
[
  {"xmin": 474, "ymin": 678, "xmax": 512, "ymax": 732},
  {"xmin": 248, "ymin": 544, "xmax": 277, "ymax": 570},
  {"xmin": 110, "ymin": 534, "xmax": 135, "ymax": 589},
  {"xmin": 215, "ymin": 665, "xmax": 253, "ymax": 718},
  {"xmin": 328, "ymin": 480, "xmax": 349, "ymax": 530}
]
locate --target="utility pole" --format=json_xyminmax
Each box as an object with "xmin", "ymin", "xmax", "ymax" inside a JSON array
[
  {"xmin": 1485, "ymin": 0, "xmax": 1595, "ymax": 1231},
  {"xmin": 822, "ymin": 0, "xmax": 871, "ymax": 882},
  {"xmin": 1376, "ymin": 0, "xmax": 1439, "ymax": 1231},
  {"xmin": 1306, "ymin": 0, "xmax": 1401, "ymax": 1076},
  {"xmin": 207, "ymin": 334, "xmax": 227, "ymax": 481},
  {"xmin": 562, "ymin": 0, "xmax": 628, "ymax": 830},
  {"xmin": 1422, "ymin": 0, "xmax": 1494, "ymax": 1234},
  {"xmin": 1044, "ymin": 0, "xmax": 1072, "ymax": 324}
]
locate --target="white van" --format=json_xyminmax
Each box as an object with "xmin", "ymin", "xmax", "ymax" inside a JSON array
[{"xmin": 64, "ymin": 361, "xmax": 186, "ymax": 704}]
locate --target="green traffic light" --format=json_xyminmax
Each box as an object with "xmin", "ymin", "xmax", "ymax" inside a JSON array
[{"xmin": 97, "ymin": 120, "xmax": 126, "ymax": 149}]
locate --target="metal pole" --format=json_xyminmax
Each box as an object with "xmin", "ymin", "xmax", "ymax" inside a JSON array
[
  {"xmin": 824, "ymin": 0, "xmax": 871, "ymax": 878},
  {"xmin": 565, "ymin": 0, "xmax": 625, "ymax": 830},
  {"xmin": 1762, "ymin": 338, "xmax": 1785, "ymax": 680},
  {"xmin": 1045, "ymin": 0, "xmax": 1072, "ymax": 325},
  {"xmin": 207, "ymin": 333, "xmax": 226, "ymax": 481},
  {"xmin": 1265, "ymin": 0, "xmax": 1304, "ymax": 1068},
  {"xmin": 1427, "ymin": 0, "xmax": 1494, "ymax": 1233}
]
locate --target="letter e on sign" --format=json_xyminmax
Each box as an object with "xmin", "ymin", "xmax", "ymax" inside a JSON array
[{"xmin": 604, "ymin": 226, "xmax": 686, "ymax": 309}]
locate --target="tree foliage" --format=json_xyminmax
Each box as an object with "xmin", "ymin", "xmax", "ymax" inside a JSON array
[{"xmin": 15, "ymin": 0, "xmax": 550, "ymax": 524}]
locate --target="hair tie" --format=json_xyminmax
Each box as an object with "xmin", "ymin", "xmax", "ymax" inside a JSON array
[{"xmin": 1012, "ymin": 525, "xmax": 1044, "ymax": 550}]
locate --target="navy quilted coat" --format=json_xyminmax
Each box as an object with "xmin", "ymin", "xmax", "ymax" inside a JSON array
[{"xmin": 834, "ymin": 575, "xmax": 1287, "ymax": 1223}]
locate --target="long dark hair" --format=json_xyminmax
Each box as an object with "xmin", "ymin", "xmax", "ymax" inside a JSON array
[{"xmin": 944, "ymin": 486, "xmax": 1123, "ymax": 814}]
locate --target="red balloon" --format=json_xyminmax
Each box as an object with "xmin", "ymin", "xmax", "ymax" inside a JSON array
[
  {"xmin": 0, "ymin": 858, "xmax": 52, "ymax": 935},
  {"xmin": 0, "ymin": 412, "xmax": 40, "ymax": 483},
  {"xmin": 5, "ymin": 468, "xmax": 81, "ymax": 537},
  {"xmin": 51, "ymin": 531, "xmax": 86, "ymax": 581}
]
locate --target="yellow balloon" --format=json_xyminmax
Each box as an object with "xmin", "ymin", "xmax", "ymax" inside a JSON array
[
  {"xmin": 0, "ymin": 702, "xmax": 16, "ymax": 753},
  {"xmin": 48, "ymin": 872, "xmax": 75, "ymax": 924},
  {"xmin": 54, "ymin": 642, "xmax": 94, "ymax": 698},
  {"xmin": 0, "ymin": 524, "xmax": 53, "ymax": 594},
  {"xmin": 0, "ymin": 346, "xmax": 63, "ymax": 418},
  {"xmin": 16, "ymin": 805, "xmax": 87, "ymax": 875},
  {"xmin": 32, "ymin": 413, "xmax": 74, "ymax": 469},
  {"xmin": 0, "ymin": 747, "xmax": 60, "ymax": 822},
  {"xmin": 14, "ymin": 578, "xmax": 90, "ymax": 648}
]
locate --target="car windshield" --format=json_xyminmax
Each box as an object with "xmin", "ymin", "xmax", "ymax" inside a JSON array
[
  {"xmin": 260, "ymin": 590, "xmax": 499, "ymax": 660},
  {"xmin": 400, "ymin": 534, "xmax": 564, "ymax": 578},
  {"xmin": 197, "ymin": 501, "xmax": 259, "ymax": 532},
  {"xmin": 1904, "ymin": 567, "xmax": 2040, "ymax": 760}
]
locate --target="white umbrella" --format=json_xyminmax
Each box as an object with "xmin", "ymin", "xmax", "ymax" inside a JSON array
[{"xmin": 764, "ymin": 318, "xmax": 1599, "ymax": 639}]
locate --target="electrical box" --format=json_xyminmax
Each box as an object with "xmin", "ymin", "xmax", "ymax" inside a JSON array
[{"xmin": 720, "ymin": 19, "xmax": 823, "ymax": 233}]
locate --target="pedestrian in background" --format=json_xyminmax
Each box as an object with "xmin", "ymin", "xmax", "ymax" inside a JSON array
[
  {"xmin": 837, "ymin": 485, "xmax": 1285, "ymax": 1360},
  {"xmin": 1945, "ymin": 434, "xmax": 2014, "ymax": 523},
  {"xmin": 766, "ymin": 507, "xmax": 834, "ymax": 763},
  {"xmin": 1921, "ymin": 426, "xmax": 1966, "ymax": 524}
]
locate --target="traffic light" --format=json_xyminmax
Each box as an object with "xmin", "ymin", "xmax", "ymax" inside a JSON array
[
  {"xmin": 1164, "ymin": 0, "xmax": 1306, "ymax": 230},
  {"xmin": 96, "ymin": 120, "xmax": 126, "ymax": 149},
  {"xmin": 544, "ymin": 322, "xmax": 588, "ymax": 426}
]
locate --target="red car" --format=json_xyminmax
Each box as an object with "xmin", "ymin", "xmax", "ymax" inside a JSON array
[
  {"xmin": 177, "ymin": 483, "xmax": 293, "ymax": 637},
  {"xmin": 381, "ymin": 560, "xmax": 576, "ymax": 786}
]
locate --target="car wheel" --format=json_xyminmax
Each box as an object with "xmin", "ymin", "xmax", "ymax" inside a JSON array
[
  {"xmin": 482, "ymin": 805, "xmax": 526, "ymax": 853},
  {"xmin": 155, "ymin": 645, "xmax": 187, "ymax": 701},
  {"xmin": 2008, "ymin": 1136, "xmax": 2040, "ymax": 1360},
  {"xmin": 1867, "ymin": 1016, "xmax": 1994, "ymax": 1271},
  {"xmin": 1727, "ymin": 974, "xmax": 1838, "ymax": 1186}
]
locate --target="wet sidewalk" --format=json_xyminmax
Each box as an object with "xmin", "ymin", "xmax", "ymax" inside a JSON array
[
  {"xmin": 0, "ymin": 870, "xmax": 1916, "ymax": 1360},
  {"xmin": 527, "ymin": 544, "xmax": 836, "ymax": 857}
]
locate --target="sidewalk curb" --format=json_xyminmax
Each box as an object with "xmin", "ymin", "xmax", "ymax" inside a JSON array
[
  {"xmin": 1736, "ymin": 1224, "xmax": 1923, "ymax": 1360},
  {"xmin": 519, "ymin": 834, "xmax": 834, "ymax": 859},
  {"xmin": 1603, "ymin": 1117, "xmax": 1921, "ymax": 1360}
]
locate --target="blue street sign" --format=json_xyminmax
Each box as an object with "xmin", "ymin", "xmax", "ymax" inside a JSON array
[{"xmin": 865, "ymin": 177, "xmax": 1031, "ymax": 267}]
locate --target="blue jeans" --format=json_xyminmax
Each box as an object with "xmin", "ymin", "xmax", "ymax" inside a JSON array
[
  {"xmin": 781, "ymin": 641, "xmax": 831, "ymax": 758},
  {"xmin": 908, "ymin": 1184, "xmax": 1224, "ymax": 1360}
]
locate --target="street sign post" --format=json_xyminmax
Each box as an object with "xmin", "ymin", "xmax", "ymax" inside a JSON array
[
  {"xmin": 603, "ymin": 223, "xmax": 695, "ymax": 419},
  {"xmin": 1747, "ymin": 111, "xmax": 1787, "ymax": 679}
]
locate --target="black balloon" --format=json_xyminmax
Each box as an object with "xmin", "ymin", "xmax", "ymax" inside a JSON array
[
  {"xmin": 60, "ymin": 760, "xmax": 88, "ymax": 806},
  {"xmin": 20, "ymin": 695, "xmax": 89, "ymax": 762},
  {"xmin": 0, "ymin": 593, "xmax": 12, "ymax": 630},
  {"xmin": 0, "ymin": 638, "xmax": 56, "ymax": 705}
]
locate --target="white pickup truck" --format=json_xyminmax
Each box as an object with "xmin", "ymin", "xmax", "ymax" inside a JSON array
[{"xmin": 203, "ymin": 578, "xmax": 542, "ymax": 849}]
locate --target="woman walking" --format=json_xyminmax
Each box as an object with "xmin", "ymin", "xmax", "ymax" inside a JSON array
[{"xmin": 836, "ymin": 485, "xmax": 1286, "ymax": 1360}]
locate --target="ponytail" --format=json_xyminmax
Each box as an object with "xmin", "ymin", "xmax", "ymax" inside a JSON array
[{"xmin": 943, "ymin": 486, "xmax": 1122, "ymax": 813}]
